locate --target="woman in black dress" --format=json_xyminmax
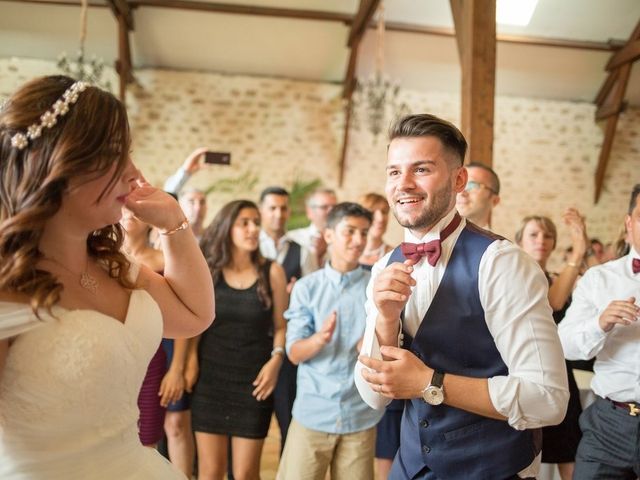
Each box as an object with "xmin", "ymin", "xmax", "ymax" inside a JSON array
[
  {"xmin": 515, "ymin": 209, "xmax": 596, "ymax": 480},
  {"xmin": 192, "ymin": 200, "xmax": 287, "ymax": 480}
]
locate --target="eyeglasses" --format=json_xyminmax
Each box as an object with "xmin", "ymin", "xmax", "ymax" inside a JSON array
[
  {"xmin": 464, "ymin": 181, "xmax": 497, "ymax": 195},
  {"xmin": 311, "ymin": 204, "xmax": 334, "ymax": 211}
]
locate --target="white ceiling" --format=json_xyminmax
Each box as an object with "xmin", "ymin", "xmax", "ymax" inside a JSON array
[{"xmin": 1, "ymin": 0, "xmax": 639, "ymax": 105}]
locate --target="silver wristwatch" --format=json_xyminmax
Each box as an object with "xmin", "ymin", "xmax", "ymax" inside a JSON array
[{"xmin": 421, "ymin": 370, "xmax": 445, "ymax": 405}]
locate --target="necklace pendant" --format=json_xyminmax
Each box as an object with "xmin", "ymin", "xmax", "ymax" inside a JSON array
[{"xmin": 80, "ymin": 272, "xmax": 98, "ymax": 294}]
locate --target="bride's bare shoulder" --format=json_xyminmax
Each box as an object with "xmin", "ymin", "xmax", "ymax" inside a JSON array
[{"xmin": 0, "ymin": 291, "xmax": 30, "ymax": 305}]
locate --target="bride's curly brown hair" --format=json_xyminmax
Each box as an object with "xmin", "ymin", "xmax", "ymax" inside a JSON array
[{"xmin": 0, "ymin": 75, "xmax": 134, "ymax": 316}]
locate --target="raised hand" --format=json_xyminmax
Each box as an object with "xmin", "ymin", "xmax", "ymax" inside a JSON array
[
  {"xmin": 125, "ymin": 179, "xmax": 185, "ymax": 232},
  {"xmin": 374, "ymin": 259, "xmax": 416, "ymax": 324},
  {"xmin": 562, "ymin": 208, "xmax": 588, "ymax": 259},
  {"xmin": 181, "ymin": 147, "xmax": 208, "ymax": 174},
  {"xmin": 315, "ymin": 311, "xmax": 337, "ymax": 346}
]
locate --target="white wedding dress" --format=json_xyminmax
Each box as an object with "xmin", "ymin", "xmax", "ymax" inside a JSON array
[{"xmin": 0, "ymin": 287, "xmax": 186, "ymax": 479}]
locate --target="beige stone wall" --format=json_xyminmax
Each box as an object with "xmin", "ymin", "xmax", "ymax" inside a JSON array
[{"xmin": 2, "ymin": 58, "xmax": 638, "ymax": 271}]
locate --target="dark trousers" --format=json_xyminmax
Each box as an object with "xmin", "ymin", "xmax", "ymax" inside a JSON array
[
  {"xmin": 574, "ymin": 396, "xmax": 640, "ymax": 479},
  {"xmin": 272, "ymin": 355, "xmax": 297, "ymax": 453}
]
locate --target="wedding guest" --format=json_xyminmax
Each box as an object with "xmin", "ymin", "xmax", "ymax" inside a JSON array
[
  {"xmin": 192, "ymin": 200, "xmax": 287, "ymax": 480},
  {"xmin": 558, "ymin": 185, "xmax": 640, "ymax": 479},
  {"xmin": 355, "ymin": 113, "xmax": 568, "ymax": 480},
  {"xmin": 515, "ymin": 209, "xmax": 591, "ymax": 480},
  {"xmin": 358, "ymin": 193, "xmax": 393, "ymax": 270}
]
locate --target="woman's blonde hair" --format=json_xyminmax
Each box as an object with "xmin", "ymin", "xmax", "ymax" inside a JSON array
[
  {"xmin": 358, "ymin": 192, "xmax": 389, "ymax": 213},
  {"xmin": 514, "ymin": 215, "xmax": 557, "ymax": 249},
  {"xmin": 0, "ymin": 75, "xmax": 134, "ymax": 315}
]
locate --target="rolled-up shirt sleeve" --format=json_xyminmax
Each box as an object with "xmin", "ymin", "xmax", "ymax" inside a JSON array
[
  {"xmin": 557, "ymin": 269, "xmax": 609, "ymax": 360},
  {"xmin": 354, "ymin": 256, "xmax": 393, "ymax": 410},
  {"xmin": 163, "ymin": 167, "xmax": 190, "ymax": 195},
  {"xmin": 482, "ymin": 242, "xmax": 569, "ymax": 430},
  {"xmin": 284, "ymin": 279, "xmax": 316, "ymax": 353}
]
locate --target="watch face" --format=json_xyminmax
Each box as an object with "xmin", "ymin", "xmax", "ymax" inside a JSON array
[{"xmin": 423, "ymin": 386, "xmax": 444, "ymax": 405}]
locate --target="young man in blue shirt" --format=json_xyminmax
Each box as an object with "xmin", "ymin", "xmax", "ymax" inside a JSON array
[{"xmin": 277, "ymin": 202, "xmax": 384, "ymax": 480}]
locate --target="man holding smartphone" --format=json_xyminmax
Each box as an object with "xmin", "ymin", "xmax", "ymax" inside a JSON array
[{"xmin": 163, "ymin": 148, "xmax": 210, "ymax": 239}]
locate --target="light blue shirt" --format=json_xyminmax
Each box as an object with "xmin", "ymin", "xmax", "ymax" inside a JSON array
[{"xmin": 285, "ymin": 263, "xmax": 383, "ymax": 434}]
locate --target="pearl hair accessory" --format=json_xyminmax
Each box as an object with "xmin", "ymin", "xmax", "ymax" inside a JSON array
[{"xmin": 10, "ymin": 81, "xmax": 89, "ymax": 151}]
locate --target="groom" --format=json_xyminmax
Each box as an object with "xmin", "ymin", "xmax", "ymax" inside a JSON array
[{"xmin": 355, "ymin": 114, "xmax": 569, "ymax": 480}]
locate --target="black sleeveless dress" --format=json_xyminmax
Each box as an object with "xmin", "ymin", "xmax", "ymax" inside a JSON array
[{"xmin": 191, "ymin": 261, "xmax": 274, "ymax": 439}]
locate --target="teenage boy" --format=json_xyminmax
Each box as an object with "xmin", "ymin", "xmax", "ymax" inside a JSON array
[{"xmin": 276, "ymin": 202, "xmax": 384, "ymax": 480}]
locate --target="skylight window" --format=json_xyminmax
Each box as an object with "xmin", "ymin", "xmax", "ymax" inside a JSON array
[{"xmin": 496, "ymin": 0, "xmax": 538, "ymax": 26}]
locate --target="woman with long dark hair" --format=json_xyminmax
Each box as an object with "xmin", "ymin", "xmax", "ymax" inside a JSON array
[
  {"xmin": 192, "ymin": 199, "xmax": 287, "ymax": 480},
  {"xmin": 0, "ymin": 75, "xmax": 214, "ymax": 479}
]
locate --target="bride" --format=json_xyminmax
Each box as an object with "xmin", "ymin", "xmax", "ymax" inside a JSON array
[{"xmin": 0, "ymin": 75, "xmax": 214, "ymax": 479}]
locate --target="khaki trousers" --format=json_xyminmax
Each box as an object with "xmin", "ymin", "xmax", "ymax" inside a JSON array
[{"xmin": 276, "ymin": 419, "xmax": 375, "ymax": 480}]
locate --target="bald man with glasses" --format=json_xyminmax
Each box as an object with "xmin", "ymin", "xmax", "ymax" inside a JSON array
[{"xmin": 456, "ymin": 162, "xmax": 501, "ymax": 230}]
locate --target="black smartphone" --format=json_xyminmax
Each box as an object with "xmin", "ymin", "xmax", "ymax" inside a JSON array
[{"xmin": 204, "ymin": 151, "xmax": 231, "ymax": 165}]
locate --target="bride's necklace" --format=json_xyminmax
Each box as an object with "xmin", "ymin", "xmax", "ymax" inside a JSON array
[{"xmin": 44, "ymin": 256, "xmax": 99, "ymax": 294}]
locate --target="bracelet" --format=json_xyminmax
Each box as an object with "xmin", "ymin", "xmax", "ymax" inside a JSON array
[
  {"xmin": 160, "ymin": 218, "xmax": 189, "ymax": 236},
  {"xmin": 271, "ymin": 346, "xmax": 285, "ymax": 358},
  {"xmin": 566, "ymin": 261, "xmax": 580, "ymax": 269}
]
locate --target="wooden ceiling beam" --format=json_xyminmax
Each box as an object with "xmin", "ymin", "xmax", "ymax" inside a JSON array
[
  {"xmin": 606, "ymin": 38, "xmax": 640, "ymax": 71},
  {"xmin": 0, "ymin": 0, "xmax": 108, "ymax": 7},
  {"xmin": 449, "ymin": 0, "xmax": 464, "ymax": 61},
  {"xmin": 596, "ymin": 98, "xmax": 627, "ymax": 121},
  {"xmin": 339, "ymin": 0, "xmax": 380, "ymax": 187},
  {"xmin": 348, "ymin": 0, "xmax": 379, "ymax": 47},
  {"xmin": 592, "ymin": 19, "xmax": 638, "ymax": 203},
  {"xmin": 129, "ymin": 0, "xmax": 352, "ymax": 23},
  {"xmin": 107, "ymin": 0, "xmax": 134, "ymax": 30},
  {"xmin": 105, "ymin": 0, "xmax": 134, "ymax": 101},
  {"xmin": 343, "ymin": 0, "xmax": 379, "ymax": 98},
  {"xmin": 1, "ymin": 0, "xmax": 628, "ymax": 53},
  {"xmin": 451, "ymin": 0, "xmax": 497, "ymax": 167},
  {"xmin": 593, "ymin": 61, "xmax": 631, "ymax": 202},
  {"xmin": 594, "ymin": 68, "xmax": 619, "ymax": 105}
]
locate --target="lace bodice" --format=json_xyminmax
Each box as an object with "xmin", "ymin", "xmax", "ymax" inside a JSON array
[{"xmin": 0, "ymin": 289, "xmax": 185, "ymax": 479}]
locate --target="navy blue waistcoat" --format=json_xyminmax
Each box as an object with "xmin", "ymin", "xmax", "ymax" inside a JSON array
[
  {"xmin": 388, "ymin": 223, "xmax": 540, "ymax": 480},
  {"xmin": 281, "ymin": 240, "xmax": 302, "ymax": 283}
]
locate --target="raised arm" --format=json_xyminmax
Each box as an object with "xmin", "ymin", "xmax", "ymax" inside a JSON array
[
  {"xmin": 125, "ymin": 183, "xmax": 214, "ymax": 338},
  {"xmin": 288, "ymin": 311, "xmax": 337, "ymax": 365},
  {"xmin": 548, "ymin": 208, "xmax": 588, "ymax": 311},
  {"xmin": 163, "ymin": 147, "xmax": 208, "ymax": 195}
]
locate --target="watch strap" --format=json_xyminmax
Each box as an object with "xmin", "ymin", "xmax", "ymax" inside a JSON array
[{"xmin": 431, "ymin": 370, "xmax": 445, "ymax": 388}]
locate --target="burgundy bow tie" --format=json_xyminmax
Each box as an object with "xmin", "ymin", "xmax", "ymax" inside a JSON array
[
  {"xmin": 633, "ymin": 258, "xmax": 640, "ymax": 274},
  {"xmin": 400, "ymin": 214, "xmax": 462, "ymax": 266},
  {"xmin": 401, "ymin": 240, "xmax": 441, "ymax": 266}
]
